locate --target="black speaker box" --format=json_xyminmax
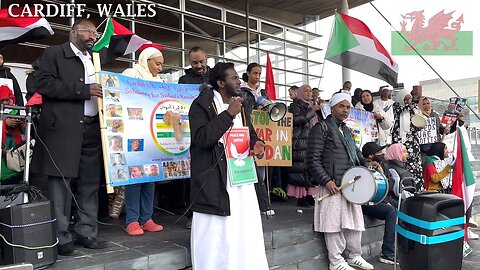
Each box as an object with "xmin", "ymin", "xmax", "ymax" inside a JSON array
[{"xmin": 0, "ymin": 201, "xmax": 57, "ymax": 268}]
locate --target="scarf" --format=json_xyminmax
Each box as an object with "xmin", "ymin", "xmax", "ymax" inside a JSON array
[
  {"xmin": 132, "ymin": 47, "xmax": 164, "ymax": 81},
  {"xmin": 0, "ymin": 86, "xmax": 22, "ymax": 147},
  {"xmin": 360, "ymin": 90, "xmax": 374, "ymax": 112},
  {"xmin": 385, "ymin": 143, "xmax": 405, "ymax": 162}
]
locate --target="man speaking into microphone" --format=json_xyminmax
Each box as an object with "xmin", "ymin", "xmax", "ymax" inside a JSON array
[{"xmin": 188, "ymin": 62, "xmax": 268, "ymax": 270}]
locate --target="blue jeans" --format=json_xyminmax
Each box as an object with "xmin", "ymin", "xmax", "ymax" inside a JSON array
[
  {"xmin": 125, "ymin": 182, "xmax": 155, "ymax": 225},
  {"xmin": 362, "ymin": 203, "xmax": 396, "ymax": 257}
]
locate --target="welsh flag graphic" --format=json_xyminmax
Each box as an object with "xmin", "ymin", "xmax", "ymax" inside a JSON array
[
  {"xmin": 451, "ymin": 130, "xmax": 476, "ymax": 239},
  {"xmin": 326, "ymin": 12, "xmax": 399, "ymax": 86},
  {"xmin": 93, "ymin": 18, "xmax": 163, "ymax": 63}
]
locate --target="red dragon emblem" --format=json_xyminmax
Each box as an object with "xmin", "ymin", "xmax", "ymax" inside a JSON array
[{"xmin": 400, "ymin": 10, "xmax": 464, "ymax": 51}]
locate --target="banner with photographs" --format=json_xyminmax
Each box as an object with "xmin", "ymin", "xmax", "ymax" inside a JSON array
[
  {"xmin": 100, "ymin": 71, "xmax": 199, "ymax": 186},
  {"xmin": 441, "ymin": 97, "xmax": 467, "ymax": 125},
  {"xmin": 322, "ymin": 105, "xmax": 378, "ymax": 149}
]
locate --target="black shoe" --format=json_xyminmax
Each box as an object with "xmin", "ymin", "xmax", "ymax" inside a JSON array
[
  {"xmin": 58, "ymin": 242, "xmax": 79, "ymax": 256},
  {"xmin": 75, "ymin": 237, "xmax": 108, "ymax": 249},
  {"xmin": 305, "ymin": 195, "xmax": 315, "ymax": 206},
  {"xmin": 296, "ymin": 198, "xmax": 311, "ymax": 208}
]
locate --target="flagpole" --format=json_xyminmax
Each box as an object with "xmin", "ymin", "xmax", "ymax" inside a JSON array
[
  {"xmin": 340, "ymin": 0, "xmax": 351, "ymax": 84},
  {"xmin": 93, "ymin": 52, "xmax": 114, "ymax": 194},
  {"xmin": 318, "ymin": 11, "xmax": 337, "ymax": 90},
  {"xmin": 369, "ymin": 2, "xmax": 480, "ymax": 122}
]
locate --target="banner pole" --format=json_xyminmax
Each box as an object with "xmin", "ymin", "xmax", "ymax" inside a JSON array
[{"xmin": 93, "ymin": 52, "xmax": 114, "ymax": 194}]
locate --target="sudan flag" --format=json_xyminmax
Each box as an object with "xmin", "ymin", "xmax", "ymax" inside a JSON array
[
  {"xmin": 0, "ymin": 8, "xmax": 54, "ymax": 50},
  {"xmin": 93, "ymin": 18, "xmax": 163, "ymax": 63},
  {"xmin": 326, "ymin": 12, "xmax": 398, "ymax": 86},
  {"xmin": 451, "ymin": 130, "xmax": 476, "ymax": 239}
]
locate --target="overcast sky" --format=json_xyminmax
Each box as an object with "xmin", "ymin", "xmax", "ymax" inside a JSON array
[{"xmin": 318, "ymin": 0, "xmax": 479, "ymax": 98}]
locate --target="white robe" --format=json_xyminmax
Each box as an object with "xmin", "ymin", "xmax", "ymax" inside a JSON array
[{"xmin": 191, "ymin": 90, "xmax": 269, "ymax": 270}]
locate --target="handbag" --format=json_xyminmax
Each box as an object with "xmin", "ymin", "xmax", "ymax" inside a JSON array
[{"xmin": 5, "ymin": 139, "xmax": 35, "ymax": 172}]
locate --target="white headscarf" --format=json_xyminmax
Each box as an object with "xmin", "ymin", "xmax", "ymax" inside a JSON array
[
  {"xmin": 329, "ymin": 92, "xmax": 352, "ymax": 107},
  {"xmin": 393, "ymin": 89, "xmax": 413, "ymax": 143},
  {"xmin": 133, "ymin": 47, "xmax": 163, "ymax": 81}
]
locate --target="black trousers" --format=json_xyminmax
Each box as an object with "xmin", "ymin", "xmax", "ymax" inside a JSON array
[{"xmin": 48, "ymin": 122, "xmax": 101, "ymax": 245}]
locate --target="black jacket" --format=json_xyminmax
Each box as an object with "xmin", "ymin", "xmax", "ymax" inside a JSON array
[
  {"xmin": 31, "ymin": 42, "xmax": 95, "ymax": 177},
  {"xmin": 306, "ymin": 115, "xmax": 366, "ymax": 186},
  {"xmin": 178, "ymin": 67, "xmax": 210, "ymax": 85},
  {"xmin": 189, "ymin": 88, "xmax": 260, "ymax": 216},
  {"xmin": 0, "ymin": 66, "xmax": 24, "ymax": 106},
  {"xmin": 287, "ymin": 99, "xmax": 317, "ymax": 187},
  {"xmin": 240, "ymin": 86, "xmax": 269, "ymax": 119}
]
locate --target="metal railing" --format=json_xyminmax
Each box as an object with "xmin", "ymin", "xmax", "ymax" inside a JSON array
[{"xmin": 467, "ymin": 127, "xmax": 480, "ymax": 145}]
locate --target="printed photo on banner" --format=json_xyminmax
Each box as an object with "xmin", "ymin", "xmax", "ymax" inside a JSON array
[
  {"xmin": 105, "ymin": 90, "xmax": 121, "ymax": 102},
  {"xmin": 102, "ymin": 74, "xmax": 119, "ymax": 88},
  {"xmin": 127, "ymin": 108, "xmax": 144, "ymax": 120},
  {"xmin": 110, "ymin": 153, "xmax": 126, "ymax": 166},
  {"xmin": 128, "ymin": 139, "xmax": 144, "ymax": 152},
  {"xmin": 322, "ymin": 105, "xmax": 378, "ymax": 148},
  {"xmin": 100, "ymin": 71, "xmax": 199, "ymax": 186},
  {"xmin": 144, "ymin": 164, "xmax": 159, "ymax": 176},
  {"xmin": 109, "ymin": 135, "xmax": 123, "ymax": 152},
  {"xmin": 129, "ymin": 165, "xmax": 144, "ymax": 179},
  {"xmin": 441, "ymin": 97, "xmax": 467, "ymax": 125},
  {"xmin": 106, "ymin": 104, "xmax": 123, "ymax": 117},
  {"xmin": 112, "ymin": 168, "xmax": 129, "ymax": 182},
  {"xmin": 107, "ymin": 119, "xmax": 124, "ymax": 133}
]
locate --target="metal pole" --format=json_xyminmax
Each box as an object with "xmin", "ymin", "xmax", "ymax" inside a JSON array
[
  {"xmin": 340, "ymin": 0, "xmax": 350, "ymax": 85},
  {"xmin": 245, "ymin": 0, "xmax": 251, "ymax": 61}
]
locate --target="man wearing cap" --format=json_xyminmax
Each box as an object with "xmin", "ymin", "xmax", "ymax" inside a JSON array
[
  {"xmin": 361, "ymin": 142, "xmax": 398, "ymax": 265},
  {"xmin": 306, "ymin": 92, "xmax": 375, "ymax": 270}
]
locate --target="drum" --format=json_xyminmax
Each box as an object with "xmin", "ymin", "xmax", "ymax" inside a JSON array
[
  {"xmin": 341, "ymin": 166, "xmax": 389, "ymax": 205},
  {"xmin": 411, "ymin": 113, "xmax": 427, "ymax": 128}
]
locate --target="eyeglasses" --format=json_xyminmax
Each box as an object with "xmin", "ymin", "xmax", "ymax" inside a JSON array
[{"xmin": 75, "ymin": 28, "xmax": 100, "ymax": 39}]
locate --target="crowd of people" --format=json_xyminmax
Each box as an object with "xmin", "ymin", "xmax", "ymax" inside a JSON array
[{"xmin": 0, "ymin": 18, "xmax": 477, "ymax": 270}]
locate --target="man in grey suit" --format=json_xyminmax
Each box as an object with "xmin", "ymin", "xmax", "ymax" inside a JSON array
[{"xmin": 32, "ymin": 18, "xmax": 106, "ymax": 256}]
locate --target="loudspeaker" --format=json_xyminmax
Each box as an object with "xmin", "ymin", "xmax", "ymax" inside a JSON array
[{"xmin": 0, "ymin": 201, "xmax": 57, "ymax": 268}]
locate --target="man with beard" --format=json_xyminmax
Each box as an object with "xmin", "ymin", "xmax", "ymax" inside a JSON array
[
  {"xmin": 361, "ymin": 142, "xmax": 397, "ymax": 265},
  {"xmin": 31, "ymin": 18, "xmax": 106, "ymax": 256},
  {"xmin": 0, "ymin": 53, "xmax": 24, "ymax": 106},
  {"xmin": 178, "ymin": 46, "xmax": 210, "ymax": 85},
  {"xmin": 306, "ymin": 92, "xmax": 375, "ymax": 270},
  {"xmin": 189, "ymin": 62, "xmax": 268, "ymax": 269}
]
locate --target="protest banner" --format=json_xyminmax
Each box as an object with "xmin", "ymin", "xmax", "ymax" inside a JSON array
[
  {"xmin": 223, "ymin": 127, "xmax": 258, "ymax": 186},
  {"xmin": 441, "ymin": 97, "xmax": 467, "ymax": 125},
  {"xmin": 100, "ymin": 71, "xmax": 199, "ymax": 186},
  {"xmin": 418, "ymin": 117, "xmax": 438, "ymax": 145},
  {"xmin": 251, "ymin": 110, "xmax": 293, "ymax": 166},
  {"xmin": 442, "ymin": 126, "xmax": 475, "ymax": 161},
  {"xmin": 322, "ymin": 106, "xmax": 378, "ymax": 148}
]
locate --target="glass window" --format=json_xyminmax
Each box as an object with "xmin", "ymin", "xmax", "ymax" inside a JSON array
[
  {"xmin": 185, "ymin": 1, "xmax": 221, "ymax": 20},
  {"xmin": 285, "ymin": 42, "xmax": 307, "ymax": 59},
  {"xmin": 226, "ymin": 12, "xmax": 257, "ymax": 30},
  {"xmin": 261, "ymin": 22, "xmax": 283, "ymax": 37},
  {"xmin": 259, "ymin": 36, "xmax": 284, "ymax": 54},
  {"xmin": 308, "ymin": 34, "xmax": 322, "ymax": 49},
  {"xmin": 285, "ymin": 29, "xmax": 306, "ymax": 44},
  {"xmin": 184, "ymin": 15, "xmax": 223, "ymax": 39}
]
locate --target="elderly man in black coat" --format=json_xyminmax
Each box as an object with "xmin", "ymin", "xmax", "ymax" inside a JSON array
[{"xmin": 31, "ymin": 18, "xmax": 105, "ymax": 256}]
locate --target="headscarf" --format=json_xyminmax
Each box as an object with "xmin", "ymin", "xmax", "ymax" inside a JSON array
[
  {"xmin": 393, "ymin": 88, "xmax": 413, "ymax": 142},
  {"xmin": 133, "ymin": 47, "xmax": 163, "ymax": 81},
  {"xmin": 385, "ymin": 143, "xmax": 405, "ymax": 162},
  {"xmin": 360, "ymin": 89, "xmax": 374, "ymax": 112},
  {"xmin": 420, "ymin": 96, "xmax": 432, "ymax": 116},
  {"xmin": 426, "ymin": 142, "xmax": 446, "ymax": 160},
  {"xmin": 0, "ymin": 86, "xmax": 22, "ymax": 146},
  {"xmin": 296, "ymin": 84, "xmax": 313, "ymax": 107},
  {"xmin": 329, "ymin": 92, "xmax": 352, "ymax": 107}
]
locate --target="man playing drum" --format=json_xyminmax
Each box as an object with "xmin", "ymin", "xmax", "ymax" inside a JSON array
[{"xmin": 306, "ymin": 92, "xmax": 376, "ymax": 270}]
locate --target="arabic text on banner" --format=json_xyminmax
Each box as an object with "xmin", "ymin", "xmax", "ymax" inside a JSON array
[{"xmin": 100, "ymin": 71, "xmax": 199, "ymax": 186}]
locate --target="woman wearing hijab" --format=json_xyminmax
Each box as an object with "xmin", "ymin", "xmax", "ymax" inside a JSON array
[
  {"xmin": 384, "ymin": 143, "xmax": 414, "ymax": 205},
  {"xmin": 287, "ymin": 84, "xmax": 320, "ymax": 207},
  {"xmin": 122, "ymin": 47, "xmax": 165, "ymax": 236},
  {"xmin": 355, "ymin": 90, "xmax": 392, "ymax": 146},
  {"xmin": 419, "ymin": 97, "xmax": 448, "ymax": 153},
  {"xmin": 391, "ymin": 88, "xmax": 423, "ymax": 190},
  {"xmin": 422, "ymin": 142, "xmax": 452, "ymax": 192}
]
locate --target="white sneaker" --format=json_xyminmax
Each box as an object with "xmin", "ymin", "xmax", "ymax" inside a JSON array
[
  {"xmin": 347, "ymin": 256, "xmax": 374, "ymax": 270},
  {"xmin": 468, "ymin": 218, "xmax": 479, "ymax": 228},
  {"xmin": 468, "ymin": 228, "xmax": 479, "ymax": 240},
  {"xmin": 329, "ymin": 262, "xmax": 356, "ymax": 270}
]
